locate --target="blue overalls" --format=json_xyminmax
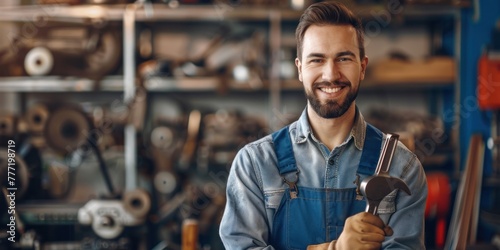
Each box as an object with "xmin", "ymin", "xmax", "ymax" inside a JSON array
[{"xmin": 270, "ymin": 124, "xmax": 383, "ymax": 250}]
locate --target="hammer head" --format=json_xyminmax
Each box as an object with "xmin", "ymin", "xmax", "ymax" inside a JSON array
[{"xmin": 360, "ymin": 175, "xmax": 411, "ymax": 202}]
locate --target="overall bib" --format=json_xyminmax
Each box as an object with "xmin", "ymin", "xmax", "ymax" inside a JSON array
[{"xmin": 270, "ymin": 124, "xmax": 383, "ymax": 250}]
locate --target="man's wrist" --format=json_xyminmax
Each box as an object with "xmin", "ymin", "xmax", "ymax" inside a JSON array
[
  {"xmin": 306, "ymin": 240, "xmax": 337, "ymax": 250},
  {"xmin": 328, "ymin": 240, "xmax": 337, "ymax": 250}
]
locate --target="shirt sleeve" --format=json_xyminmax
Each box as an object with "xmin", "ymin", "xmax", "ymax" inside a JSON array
[
  {"xmin": 382, "ymin": 150, "xmax": 428, "ymax": 249},
  {"xmin": 219, "ymin": 146, "xmax": 276, "ymax": 250}
]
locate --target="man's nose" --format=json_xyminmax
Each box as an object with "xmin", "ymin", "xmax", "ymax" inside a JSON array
[{"xmin": 322, "ymin": 61, "xmax": 341, "ymax": 82}]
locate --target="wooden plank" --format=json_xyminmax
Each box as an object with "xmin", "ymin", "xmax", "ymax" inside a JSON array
[
  {"xmin": 469, "ymin": 136, "xmax": 485, "ymax": 244},
  {"xmin": 455, "ymin": 135, "xmax": 477, "ymax": 249},
  {"xmin": 445, "ymin": 134, "xmax": 483, "ymax": 249}
]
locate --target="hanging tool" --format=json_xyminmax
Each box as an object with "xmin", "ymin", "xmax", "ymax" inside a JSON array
[{"xmin": 360, "ymin": 133, "xmax": 411, "ymax": 215}]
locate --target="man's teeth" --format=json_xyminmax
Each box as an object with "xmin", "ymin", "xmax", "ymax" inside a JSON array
[{"xmin": 320, "ymin": 87, "xmax": 341, "ymax": 93}]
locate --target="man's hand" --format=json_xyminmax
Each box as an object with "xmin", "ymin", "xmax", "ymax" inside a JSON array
[{"xmin": 335, "ymin": 212, "xmax": 393, "ymax": 250}]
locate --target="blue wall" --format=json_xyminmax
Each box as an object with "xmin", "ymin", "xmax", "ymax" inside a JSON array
[
  {"xmin": 459, "ymin": 0, "xmax": 500, "ymax": 242},
  {"xmin": 460, "ymin": 2, "xmax": 499, "ymax": 174}
]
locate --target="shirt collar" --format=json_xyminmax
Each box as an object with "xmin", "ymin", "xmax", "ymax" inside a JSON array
[{"xmin": 294, "ymin": 106, "xmax": 367, "ymax": 150}]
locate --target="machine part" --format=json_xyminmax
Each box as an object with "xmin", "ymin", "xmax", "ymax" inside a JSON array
[
  {"xmin": 86, "ymin": 0, "xmax": 130, "ymax": 3},
  {"xmin": 178, "ymin": 110, "xmax": 202, "ymax": 170},
  {"xmin": 47, "ymin": 160, "xmax": 76, "ymax": 199},
  {"xmin": 289, "ymin": 0, "xmax": 314, "ymax": 10},
  {"xmin": 128, "ymin": 87, "xmax": 147, "ymax": 131},
  {"xmin": 425, "ymin": 172, "xmax": 451, "ymax": 248},
  {"xmin": 37, "ymin": 0, "xmax": 82, "ymax": 3},
  {"xmin": 232, "ymin": 64, "xmax": 250, "ymax": 82},
  {"xmin": 16, "ymin": 27, "xmax": 121, "ymax": 78},
  {"xmin": 155, "ymin": 193, "xmax": 186, "ymax": 224},
  {"xmin": 44, "ymin": 105, "xmax": 117, "ymax": 196},
  {"xmin": 44, "ymin": 106, "xmax": 91, "ymax": 155},
  {"xmin": 84, "ymin": 31, "xmax": 122, "ymax": 77},
  {"xmin": 24, "ymin": 47, "xmax": 54, "ymax": 76},
  {"xmin": 0, "ymin": 115, "xmax": 15, "ymax": 137},
  {"xmin": 18, "ymin": 230, "xmax": 40, "ymax": 250},
  {"xmin": 26, "ymin": 104, "xmax": 50, "ymax": 134},
  {"xmin": 182, "ymin": 219, "xmax": 199, "ymax": 250},
  {"xmin": 78, "ymin": 199, "xmax": 144, "ymax": 240},
  {"xmin": 179, "ymin": 26, "xmax": 230, "ymax": 77},
  {"xmin": 150, "ymin": 126, "xmax": 175, "ymax": 149},
  {"xmin": 154, "ymin": 171, "xmax": 177, "ymax": 194},
  {"xmin": 123, "ymin": 189, "xmax": 151, "ymax": 218},
  {"xmin": 16, "ymin": 203, "xmax": 80, "ymax": 225},
  {"xmin": 138, "ymin": 60, "xmax": 175, "ymax": 79},
  {"xmin": 360, "ymin": 134, "xmax": 411, "ymax": 215},
  {"xmin": 0, "ymin": 148, "xmax": 29, "ymax": 198},
  {"xmin": 478, "ymin": 54, "xmax": 500, "ymax": 109},
  {"xmin": 138, "ymin": 29, "xmax": 153, "ymax": 59},
  {"xmin": 81, "ymin": 237, "xmax": 131, "ymax": 250}
]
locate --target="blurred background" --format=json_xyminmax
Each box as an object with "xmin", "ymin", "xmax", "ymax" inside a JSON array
[{"xmin": 0, "ymin": 0, "xmax": 499, "ymax": 249}]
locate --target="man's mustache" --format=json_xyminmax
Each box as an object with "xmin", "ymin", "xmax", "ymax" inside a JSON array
[{"xmin": 312, "ymin": 80, "xmax": 351, "ymax": 88}]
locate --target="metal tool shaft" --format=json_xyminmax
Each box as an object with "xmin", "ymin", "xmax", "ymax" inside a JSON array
[
  {"xmin": 361, "ymin": 133, "xmax": 408, "ymax": 215},
  {"xmin": 374, "ymin": 134, "xmax": 399, "ymax": 175}
]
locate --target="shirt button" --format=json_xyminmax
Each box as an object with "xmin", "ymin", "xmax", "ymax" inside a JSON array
[{"xmin": 328, "ymin": 158, "xmax": 335, "ymax": 165}]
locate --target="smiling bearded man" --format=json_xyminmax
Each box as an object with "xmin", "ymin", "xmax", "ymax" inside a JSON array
[{"xmin": 219, "ymin": 2, "xmax": 428, "ymax": 250}]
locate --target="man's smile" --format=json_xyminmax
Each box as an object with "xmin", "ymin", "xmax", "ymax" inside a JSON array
[{"xmin": 319, "ymin": 86, "xmax": 343, "ymax": 94}]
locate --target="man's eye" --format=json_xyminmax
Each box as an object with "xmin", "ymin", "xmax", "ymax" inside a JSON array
[
  {"xmin": 309, "ymin": 59, "xmax": 322, "ymax": 63},
  {"xmin": 338, "ymin": 57, "xmax": 352, "ymax": 62}
]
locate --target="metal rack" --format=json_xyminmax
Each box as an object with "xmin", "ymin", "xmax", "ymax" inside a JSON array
[{"xmin": 0, "ymin": 1, "xmax": 463, "ymax": 191}]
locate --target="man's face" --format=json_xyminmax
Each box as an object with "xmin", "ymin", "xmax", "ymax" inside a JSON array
[{"xmin": 295, "ymin": 24, "xmax": 368, "ymax": 119}]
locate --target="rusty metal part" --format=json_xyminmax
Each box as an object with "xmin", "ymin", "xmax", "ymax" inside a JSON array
[
  {"xmin": 84, "ymin": 30, "xmax": 122, "ymax": 77},
  {"xmin": 0, "ymin": 148, "xmax": 29, "ymax": 198},
  {"xmin": 44, "ymin": 106, "xmax": 91, "ymax": 155},
  {"xmin": 26, "ymin": 104, "xmax": 50, "ymax": 133},
  {"xmin": 123, "ymin": 189, "xmax": 151, "ymax": 218},
  {"xmin": 0, "ymin": 115, "xmax": 16, "ymax": 137},
  {"xmin": 182, "ymin": 219, "xmax": 199, "ymax": 250}
]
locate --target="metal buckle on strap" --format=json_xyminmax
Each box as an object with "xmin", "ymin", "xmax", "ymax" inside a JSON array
[{"xmin": 282, "ymin": 171, "xmax": 299, "ymax": 199}]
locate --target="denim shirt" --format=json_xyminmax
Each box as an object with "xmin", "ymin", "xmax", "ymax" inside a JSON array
[{"xmin": 220, "ymin": 107, "xmax": 428, "ymax": 249}]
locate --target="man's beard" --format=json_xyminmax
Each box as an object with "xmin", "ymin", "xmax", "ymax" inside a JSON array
[{"xmin": 305, "ymin": 81, "xmax": 359, "ymax": 119}]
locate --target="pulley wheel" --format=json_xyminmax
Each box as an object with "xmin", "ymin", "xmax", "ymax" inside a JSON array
[
  {"xmin": 150, "ymin": 126, "xmax": 175, "ymax": 149},
  {"xmin": 123, "ymin": 189, "xmax": 151, "ymax": 218},
  {"xmin": 44, "ymin": 107, "xmax": 91, "ymax": 155},
  {"xmin": 0, "ymin": 115, "xmax": 15, "ymax": 137},
  {"xmin": 26, "ymin": 104, "xmax": 50, "ymax": 133},
  {"xmin": 24, "ymin": 47, "xmax": 54, "ymax": 76}
]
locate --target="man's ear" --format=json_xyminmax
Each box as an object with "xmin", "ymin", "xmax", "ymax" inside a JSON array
[
  {"xmin": 295, "ymin": 57, "xmax": 302, "ymax": 82},
  {"xmin": 360, "ymin": 56, "xmax": 368, "ymax": 81}
]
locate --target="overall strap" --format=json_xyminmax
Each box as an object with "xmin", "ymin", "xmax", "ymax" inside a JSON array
[
  {"xmin": 357, "ymin": 123, "xmax": 384, "ymax": 176},
  {"xmin": 272, "ymin": 126, "xmax": 299, "ymax": 198},
  {"xmin": 272, "ymin": 126, "xmax": 297, "ymax": 175}
]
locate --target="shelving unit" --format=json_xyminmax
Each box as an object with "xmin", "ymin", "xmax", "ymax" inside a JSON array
[
  {"xmin": 1, "ymin": 2, "xmax": 465, "ymax": 167},
  {"xmin": 0, "ymin": 76, "xmax": 124, "ymax": 92},
  {"xmin": 0, "ymin": 2, "xmax": 468, "ymax": 248},
  {"xmin": 0, "ymin": 0, "xmax": 463, "ymax": 160}
]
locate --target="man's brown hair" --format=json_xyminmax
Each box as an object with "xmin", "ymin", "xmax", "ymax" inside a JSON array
[{"xmin": 295, "ymin": 1, "xmax": 365, "ymax": 60}]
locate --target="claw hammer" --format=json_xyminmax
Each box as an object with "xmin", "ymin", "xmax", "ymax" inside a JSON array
[{"xmin": 360, "ymin": 133, "xmax": 411, "ymax": 215}]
